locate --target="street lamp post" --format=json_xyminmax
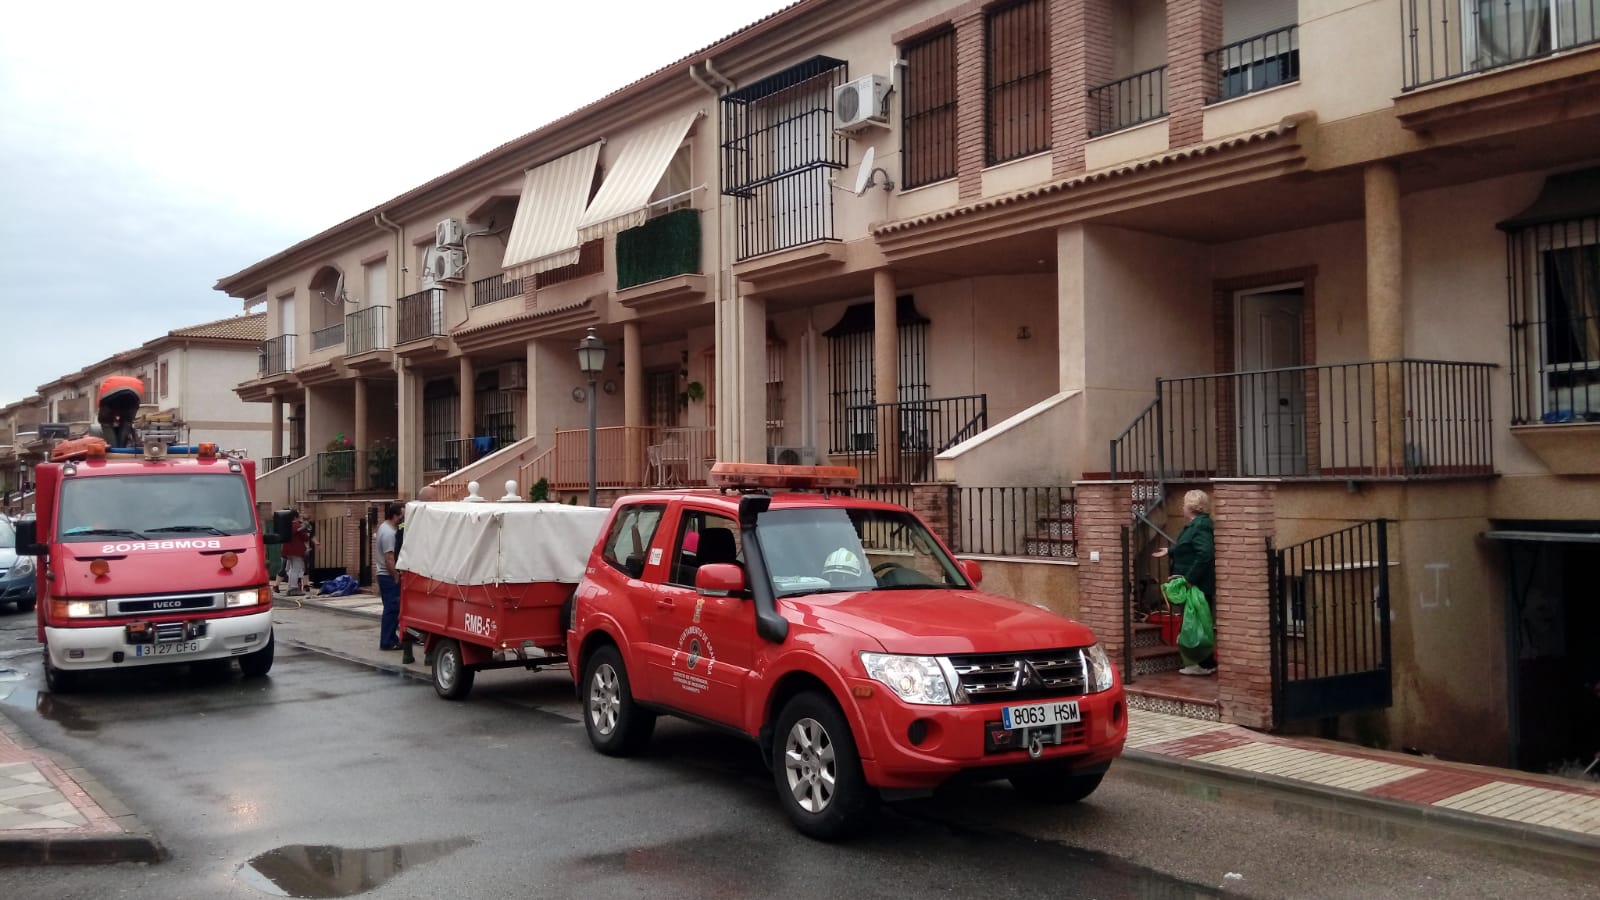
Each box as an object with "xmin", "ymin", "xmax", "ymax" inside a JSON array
[{"xmin": 575, "ymin": 327, "xmax": 607, "ymax": 507}]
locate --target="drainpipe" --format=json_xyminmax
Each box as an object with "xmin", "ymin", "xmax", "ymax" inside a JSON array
[{"xmin": 691, "ymin": 60, "xmax": 735, "ymax": 457}]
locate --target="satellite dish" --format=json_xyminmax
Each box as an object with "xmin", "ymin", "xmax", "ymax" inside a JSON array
[{"xmin": 854, "ymin": 146, "xmax": 876, "ymax": 196}]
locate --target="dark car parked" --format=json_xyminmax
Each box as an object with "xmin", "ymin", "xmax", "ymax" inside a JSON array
[{"xmin": 0, "ymin": 516, "xmax": 38, "ymax": 613}]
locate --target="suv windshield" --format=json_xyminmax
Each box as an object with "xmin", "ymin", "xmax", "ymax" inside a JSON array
[
  {"xmin": 756, "ymin": 506, "xmax": 968, "ymax": 597},
  {"xmin": 57, "ymin": 474, "xmax": 256, "ymax": 543}
]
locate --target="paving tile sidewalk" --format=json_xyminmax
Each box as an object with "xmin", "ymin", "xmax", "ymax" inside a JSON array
[
  {"xmin": 0, "ymin": 711, "xmax": 164, "ymax": 864},
  {"xmin": 1125, "ymin": 710, "xmax": 1600, "ymax": 850}
]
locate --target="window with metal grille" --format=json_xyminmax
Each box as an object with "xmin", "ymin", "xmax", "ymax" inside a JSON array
[
  {"xmin": 422, "ymin": 379, "xmax": 460, "ymax": 472},
  {"xmin": 767, "ymin": 339, "xmax": 786, "ymax": 443},
  {"xmin": 646, "ymin": 370, "xmax": 679, "ymax": 427},
  {"xmin": 1506, "ymin": 216, "xmax": 1600, "ymax": 424},
  {"xmin": 985, "ymin": 0, "xmax": 1051, "ymax": 166},
  {"xmin": 824, "ymin": 298, "xmax": 931, "ymax": 457},
  {"xmin": 720, "ymin": 56, "xmax": 850, "ymax": 260},
  {"xmin": 902, "ymin": 28, "xmax": 957, "ymax": 189}
]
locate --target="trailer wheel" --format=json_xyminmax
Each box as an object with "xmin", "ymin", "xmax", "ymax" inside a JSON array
[
  {"xmin": 582, "ymin": 645, "xmax": 654, "ymax": 756},
  {"xmin": 433, "ymin": 639, "xmax": 475, "ymax": 700}
]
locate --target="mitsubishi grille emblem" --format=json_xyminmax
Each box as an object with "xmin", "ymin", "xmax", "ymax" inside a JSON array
[{"xmin": 1013, "ymin": 660, "xmax": 1044, "ymax": 690}]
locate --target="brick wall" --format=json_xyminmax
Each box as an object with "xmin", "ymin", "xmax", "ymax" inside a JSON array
[
  {"xmin": 1071, "ymin": 480, "xmax": 1133, "ymax": 663},
  {"xmin": 1166, "ymin": 0, "xmax": 1223, "ymax": 148},
  {"xmin": 955, "ymin": 10, "xmax": 987, "ymax": 199},
  {"xmin": 909, "ymin": 482, "xmax": 960, "ymax": 550},
  {"xmin": 1213, "ymin": 480, "xmax": 1277, "ymax": 729},
  {"xmin": 1051, "ymin": 0, "xmax": 1114, "ymax": 178}
]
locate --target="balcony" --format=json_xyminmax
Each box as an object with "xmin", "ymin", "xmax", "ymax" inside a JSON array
[
  {"xmin": 616, "ymin": 209, "xmax": 701, "ymax": 290},
  {"xmin": 1205, "ymin": 26, "xmax": 1299, "ymax": 104},
  {"xmin": 313, "ymin": 447, "xmax": 398, "ymax": 495},
  {"xmin": 310, "ymin": 321, "xmax": 345, "ymax": 352},
  {"xmin": 258, "ymin": 335, "xmax": 296, "ymax": 377},
  {"xmin": 396, "ymin": 289, "xmax": 446, "ymax": 345},
  {"xmin": 1109, "ymin": 359, "xmax": 1497, "ymax": 481},
  {"xmin": 345, "ymin": 305, "xmax": 390, "ymax": 355},
  {"xmin": 1088, "ymin": 66, "xmax": 1167, "ymax": 137},
  {"xmin": 832, "ymin": 394, "xmax": 989, "ymax": 485},
  {"xmin": 1403, "ymin": 0, "xmax": 1600, "ymax": 91},
  {"xmin": 471, "ymin": 274, "xmax": 524, "ymax": 308},
  {"xmin": 532, "ymin": 239, "xmax": 604, "ymax": 290}
]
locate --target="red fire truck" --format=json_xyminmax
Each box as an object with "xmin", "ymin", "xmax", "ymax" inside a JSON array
[{"xmin": 13, "ymin": 429, "xmax": 277, "ymax": 692}]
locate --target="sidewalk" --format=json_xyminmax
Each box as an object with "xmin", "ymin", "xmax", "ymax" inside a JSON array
[{"xmin": 0, "ymin": 711, "xmax": 164, "ymax": 865}]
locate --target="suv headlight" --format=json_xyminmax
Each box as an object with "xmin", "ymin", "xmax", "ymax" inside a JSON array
[
  {"xmin": 1084, "ymin": 643, "xmax": 1115, "ymax": 693},
  {"xmin": 860, "ymin": 652, "xmax": 954, "ymax": 705},
  {"xmin": 11, "ymin": 557, "xmax": 34, "ymax": 576}
]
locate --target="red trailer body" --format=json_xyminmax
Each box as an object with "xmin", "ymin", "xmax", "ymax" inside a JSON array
[{"xmin": 395, "ymin": 499, "xmax": 608, "ymax": 699}]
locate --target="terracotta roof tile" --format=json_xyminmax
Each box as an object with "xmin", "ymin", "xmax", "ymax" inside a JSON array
[{"xmin": 169, "ymin": 313, "xmax": 267, "ymax": 342}]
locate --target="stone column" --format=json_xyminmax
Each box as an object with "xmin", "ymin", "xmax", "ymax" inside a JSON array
[
  {"xmin": 353, "ymin": 378, "xmax": 368, "ymax": 491},
  {"xmin": 873, "ymin": 269, "xmax": 900, "ymax": 483},
  {"xmin": 396, "ymin": 362, "xmax": 420, "ymax": 498},
  {"xmin": 1365, "ymin": 162, "xmax": 1405, "ymax": 474},
  {"xmin": 736, "ymin": 292, "xmax": 767, "ymax": 462},
  {"xmin": 1212, "ymin": 479, "xmax": 1278, "ymax": 729},
  {"xmin": 623, "ymin": 321, "xmax": 644, "ymax": 484},
  {"xmin": 1166, "ymin": 0, "xmax": 1224, "ymax": 148},
  {"xmin": 270, "ymin": 396, "xmax": 284, "ymax": 460},
  {"xmin": 458, "ymin": 356, "xmax": 475, "ymax": 468},
  {"xmin": 1071, "ymin": 480, "xmax": 1134, "ymax": 667},
  {"xmin": 953, "ymin": 8, "xmax": 987, "ymax": 200}
]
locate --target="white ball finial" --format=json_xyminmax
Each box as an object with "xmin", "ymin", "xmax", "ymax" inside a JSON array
[
  {"xmin": 463, "ymin": 480, "xmax": 486, "ymax": 502},
  {"xmin": 500, "ymin": 479, "xmax": 524, "ymax": 501}
]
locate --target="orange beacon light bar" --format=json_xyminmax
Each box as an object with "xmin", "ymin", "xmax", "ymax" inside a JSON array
[{"xmin": 709, "ymin": 462, "xmax": 860, "ymax": 491}]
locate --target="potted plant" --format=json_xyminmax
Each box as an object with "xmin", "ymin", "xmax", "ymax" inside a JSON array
[
  {"xmin": 369, "ymin": 438, "xmax": 398, "ymax": 491},
  {"xmin": 685, "ymin": 381, "xmax": 705, "ymax": 403},
  {"xmin": 529, "ymin": 477, "xmax": 552, "ymax": 502}
]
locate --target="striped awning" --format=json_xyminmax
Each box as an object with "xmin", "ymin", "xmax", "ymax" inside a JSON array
[
  {"xmin": 502, "ymin": 142, "xmax": 603, "ymax": 279},
  {"xmin": 576, "ymin": 113, "xmax": 700, "ymax": 243}
]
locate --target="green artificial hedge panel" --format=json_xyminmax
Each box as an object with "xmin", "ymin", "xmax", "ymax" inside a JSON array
[{"xmin": 616, "ymin": 208, "xmax": 701, "ymax": 290}]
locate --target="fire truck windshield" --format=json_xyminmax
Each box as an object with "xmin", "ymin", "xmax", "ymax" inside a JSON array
[
  {"xmin": 56, "ymin": 473, "xmax": 256, "ymax": 543},
  {"xmin": 756, "ymin": 507, "xmax": 970, "ymax": 596}
]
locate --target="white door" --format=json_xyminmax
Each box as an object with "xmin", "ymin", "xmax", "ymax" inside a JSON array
[
  {"xmin": 1236, "ymin": 287, "xmax": 1306, "ymax": 476},
  {"xmin": 278, "ymin": 295, "xmax": 297, "ymax": 369}
]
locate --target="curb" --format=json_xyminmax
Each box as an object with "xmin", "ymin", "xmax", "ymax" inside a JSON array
[
  {"xmin": 0, "ymin": 713, "xmax": 167, "ymax": 866},
  {"xmin": 1123, "ymin": 748, "xmax": 1600, "ymax": 857}
]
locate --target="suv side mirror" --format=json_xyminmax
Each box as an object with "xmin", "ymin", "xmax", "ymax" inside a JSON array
[
  {"xmin": 696, "ymin": 563, "xmax": 748, "ymax": 597},
  {"xmin": 14, "ymin": 519, "xmax": 41, "ymax": 556},
  {"xmin": 957, "ymin": 558, "xmax": 983, "ymax": 587}
]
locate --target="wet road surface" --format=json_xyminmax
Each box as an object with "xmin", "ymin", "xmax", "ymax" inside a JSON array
[{"xmin": 0, "ymin": 605, "xmax": 1598, "ymax": 899}]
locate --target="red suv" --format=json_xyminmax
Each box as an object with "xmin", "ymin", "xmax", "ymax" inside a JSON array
[{"xmin": 567, "ymin": 466, "xmax": 1126, "ymax": 839}]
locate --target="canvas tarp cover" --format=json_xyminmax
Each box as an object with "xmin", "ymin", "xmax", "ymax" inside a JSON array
[{"xmin": 396, "ymin": 501, "xmax": 608, "ymax": 586}]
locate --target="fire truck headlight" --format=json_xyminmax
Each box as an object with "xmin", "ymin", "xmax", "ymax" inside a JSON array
[
  {"xmin": 61, "ymin": 600, "xmax": 107, "ymax": 618},
  {"xmin": 225, "ymin": 588, "xmax": 266, "ymax": 608}
]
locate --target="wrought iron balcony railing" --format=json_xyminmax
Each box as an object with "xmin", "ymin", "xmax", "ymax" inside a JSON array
[
  {"xmin": 397, "ymin": 289, "xmax": 446, "ymax": 345},
  {"xmin": 310, "ymin": 321, "xmax": 344, "ymax": 352},
  {"xmin": 1205, "ymin": 25, "xmax": 1300, "ymax": 104},
  {"xmin": 259, "ymin": 335, "xmax": 296, "ymax": 376},
  {"xmin": 1088, "ymin": 66, "xmax": 1167, "ymax": 137},
  {"xmin": 471, "ymin": 274, "xmax": 523, "ymax": 308},
  {"xmin": 1403, "ymin": 0, "xmax": 1600, "ymax": 90},
  {"xmin": 1109, "ymin": 359, "xmax": 1496, "ymax": 481},
  {"xmin": 345, "ymin": 305, "xmax": 390, "ymax": 354}
]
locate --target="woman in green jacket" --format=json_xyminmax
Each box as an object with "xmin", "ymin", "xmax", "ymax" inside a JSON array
[{"xmin": 1154, "ymin": 489, "xmax": 1216, "ymax": 675}]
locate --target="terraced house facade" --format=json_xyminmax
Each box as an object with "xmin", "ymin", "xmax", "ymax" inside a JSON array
[{"xmin": 218, "ymin": 0, "xmax": 1600, "ymax": 774}]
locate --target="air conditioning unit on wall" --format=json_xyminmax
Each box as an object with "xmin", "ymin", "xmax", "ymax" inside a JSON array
[
  {"xmin": 833, "ymin": 74, "xmax": 892, "ymax": 134},
  {"xmin": 436, "ymin": 218, "xmax": 466, "ymax": 248},
  {"xmin": 767, "ymin": 445, "xmax": 819, "ymax": 466},
  {"xmin": 499, "ymin": 361, "xmax": 527, "ymax": 390},
  {"xmin": 424, "ymin": 248, "xmax": 468, "ymax": 286}
]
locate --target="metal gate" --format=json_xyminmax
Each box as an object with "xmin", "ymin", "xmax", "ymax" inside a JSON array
[{"xmin": 1268, "ymin": 519, "xmax": 1392, "ymax": 725}]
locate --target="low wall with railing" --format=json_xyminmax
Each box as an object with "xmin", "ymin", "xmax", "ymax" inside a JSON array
[
  {"xmin": 255, "ymin": 454, "xmax": 313, "ymax": 511},
  {"xmin": 935, "ymin": 390, "xmax": 1080, "ymax": 486},
  {"xmin": 429, "ymin": 435, "xmax": 542, "ymax": 501}
]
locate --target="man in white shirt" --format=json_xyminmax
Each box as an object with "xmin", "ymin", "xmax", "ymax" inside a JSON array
[{"xmin": 375, "ymin": 502, "xmax": 404, "ymax": 650}]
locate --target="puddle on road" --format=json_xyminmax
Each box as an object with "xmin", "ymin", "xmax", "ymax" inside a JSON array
[
  {"xmin": 0, "ymin": 667, "xmax": 25, "ymax": 682},
  {"xmin": 237, "ymin": 838, "xmax": 473, "ymax": 898},
  {"xmin": 0, "ymin": 682, "xmax": 101, "ymax": 732}
]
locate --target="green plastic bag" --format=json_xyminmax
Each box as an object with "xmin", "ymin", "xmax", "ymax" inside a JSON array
[{"xmin": 1161, "ymin": 576, "xmax": 1214, "ymax": 667}]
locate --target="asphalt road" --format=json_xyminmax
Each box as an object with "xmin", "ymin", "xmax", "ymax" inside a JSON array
[{"xmin": 0, "ymin": 604, "xmax": 1598, "ymax": 900}]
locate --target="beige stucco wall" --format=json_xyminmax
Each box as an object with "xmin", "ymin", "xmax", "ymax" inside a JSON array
[{"xmin": 961, "ymin": 557, "xmax": 1081, "ymax": 620}]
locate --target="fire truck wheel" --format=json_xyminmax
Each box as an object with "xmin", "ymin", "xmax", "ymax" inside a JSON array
[
  {"xmin": 772, "ymin": 691, "xmax": 875, "ymax": 841},
  {"xmin": 433, "ymin": 639, "xmax": 475, "ymax": 700},
  {"xmin": 1008, "ymin": 768, "xmax": 1104, "ymax": 804},
  {"xmin": 16, "ymin": 598, "xmax": 35, "ymax": 614},
  {"xmin": 43, "ymin": 652, "xmax": 78, "ymax": 694},
  {"xmin": 240, "ymin": 632, "xmax": 275, "ymax": 678},
  {"xmin": 582, "ymin": 645, "xmax": 654, "ymax": 756}
]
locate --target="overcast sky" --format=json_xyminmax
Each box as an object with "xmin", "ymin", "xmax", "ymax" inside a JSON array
[{"xmin": 0, "ymin": 0, "xmax": 795, "ymax": 405}]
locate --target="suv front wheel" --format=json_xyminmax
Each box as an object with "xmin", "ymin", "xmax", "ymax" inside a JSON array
[
  {"xmin": 772, "ymin": 691, "xmax": 875, "ymax": 840},
  {"xmin": 582, "ymin": 645, "xmax": 655, "ymax": 755}
]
